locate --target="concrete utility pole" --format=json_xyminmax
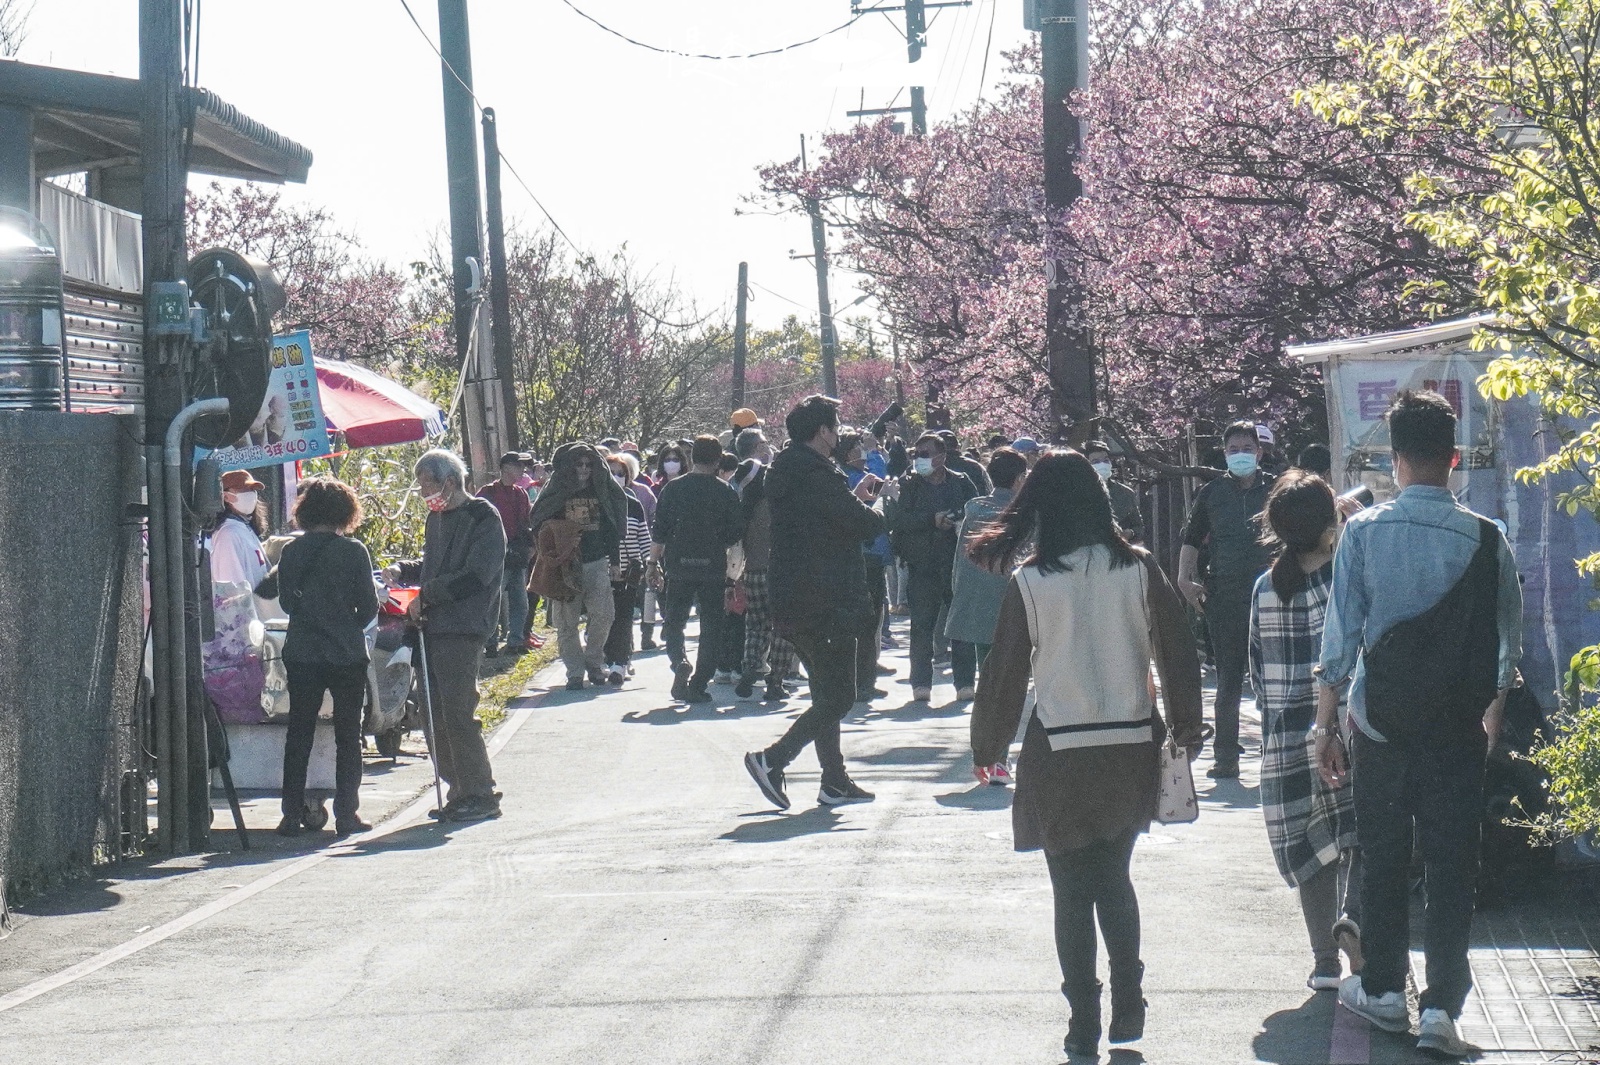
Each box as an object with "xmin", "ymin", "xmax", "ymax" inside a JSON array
[
  {"xmin": 436, "ymin": 0, "xmax": 489, "ymax": 472},
  {"xmin": 140, "ymin": 0, "xmax": 201, "ymax": 855},
  {"xmin": 798, "ymin": 136, "xmax": 839, "ymax": 398},
  {"xmin": 1040, "ymin": 0, "xmax": 1095, "ymax": 433},
  {"xmin": 731, "ymin": 262, "xmax": 748, "ymax": 410},
  {"xmin": 481, "ymin": 107, "xmax": 519, "ymax": 451}
]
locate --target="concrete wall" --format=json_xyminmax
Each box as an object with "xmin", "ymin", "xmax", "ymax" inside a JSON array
[{"xmin": 0, "ymin": 412, "xmax": 144, "ymax": 900}]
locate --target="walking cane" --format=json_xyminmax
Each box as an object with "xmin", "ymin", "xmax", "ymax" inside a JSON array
[{"xmin": 415, "ymin": 628, "xmax": 446, "ymax": 814}]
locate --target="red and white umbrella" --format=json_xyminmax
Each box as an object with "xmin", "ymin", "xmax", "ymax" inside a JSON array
[{"xmin": 316, "ymin": 361, "xmax": 445, "ymax": 450}]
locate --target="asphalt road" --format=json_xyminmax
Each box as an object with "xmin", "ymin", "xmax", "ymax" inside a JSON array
[{"xmin": 0, "ymin": 620, "xmax": 1542, "ymax": 1064}]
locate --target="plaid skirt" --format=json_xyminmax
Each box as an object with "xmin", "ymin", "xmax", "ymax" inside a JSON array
[{"xmin": 1259, "ymin": 704, "xmax": 1357, "ymax": 888}]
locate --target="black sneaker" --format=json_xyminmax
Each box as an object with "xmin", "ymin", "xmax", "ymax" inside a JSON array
[
  {"xmin": 734, "ymin": 671, "xmax": 758, "ymax": 699},
  {"xmin": 763, "ymin": 681, "xmax": 790, "ymax": 702},
  {"xmin": 670, "ymin": 661, "xmax": 692, "ymax": 702},
  {"xmin": 639, "ymin": 638, "xmax": 659, "ymax": 651},
  {"xmin": 587, "ymin": 667, "xmax": 607, "ymax": 687},
  {"xmin": 1207, "ymin": 762, "xmax": 1240, "ymax": 779},
  {"xmin": 856, "ymin": 687, "xmax": 888, "ymax": 700},
  {"xmin": 275, "ymin": 816, "xmax": 303, "ymax": 837},
  {"xmin": 685, "ymin": 686, "xmax": 712, "ymax": 704},
  {"xmin": 743, "ymin": 751, "xmax": 791, "ymax": 810},
  {"xmin": 566, "ymin": 676, "xmax": 585, "ymax": 692},
  {"xmin": 818, "ymin": 780, "xmax": 875, "ymax": 806},
  {"xmin": 445, "ymin": 796, "xmax": 502, "ymax": 822}
]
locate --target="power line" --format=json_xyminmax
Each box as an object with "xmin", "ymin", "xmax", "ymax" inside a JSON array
[
  {"xmin": 976, "ymin": 0, "xmax": 998, "ymax": 102},
  {"xmin": 554, "ymin": 0, "xmax": 865, "ymax": 61},
  {"xmin": 396, "ymin": 0, "xmax": 581, "ymax": 253}
]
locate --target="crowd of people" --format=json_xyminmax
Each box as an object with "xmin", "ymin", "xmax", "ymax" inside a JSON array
[{"xmin": 225, "ymin": 387, "xmax": 1521, "ymax": 1061}]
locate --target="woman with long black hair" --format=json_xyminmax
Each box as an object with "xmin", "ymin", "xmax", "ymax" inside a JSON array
[
  {"xmin": 970, "ymin": 450, "xmax": 1204, "ymax": 1059},
  {"xmin": 1249, "ymin": 469, "xmax": 1361, "ymax": 991}
]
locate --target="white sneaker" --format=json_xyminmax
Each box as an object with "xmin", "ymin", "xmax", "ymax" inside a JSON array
[
  {"xmin": 1338, "ymin": 975, "xmax": 1409, "ymax": 1032},
  {"xmin": 1417, "ymin": 1008, "xmax": 1472, "ymax": 1058},
  {"xmin": 956, "ymin": 686, "xmax": 976, "ymax": 701},
  {"xmin": 912, "ymin": 687, "xmax": 931, "ymax": 702}
]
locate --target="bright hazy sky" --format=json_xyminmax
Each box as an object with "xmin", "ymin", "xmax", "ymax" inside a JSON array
[{"xmin": 25, "ymin": 0, "xmax": 1031, "ymax": 328}]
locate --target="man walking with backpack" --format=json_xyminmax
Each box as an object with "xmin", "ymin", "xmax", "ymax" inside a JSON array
[{"xmin": 1314, "ymin": 391, "xmax": 1523, "ymax": 1058}]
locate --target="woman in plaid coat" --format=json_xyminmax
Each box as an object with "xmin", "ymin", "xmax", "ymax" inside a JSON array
[{"xmin": 1249, "ymin": 470, "xmax": 1361, "ymax": 992}]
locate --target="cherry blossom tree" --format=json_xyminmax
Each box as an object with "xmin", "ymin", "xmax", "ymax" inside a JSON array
[
  {"xmin": 761, "ymin": 0, "xmax": 1476, "ymax": 447},
  {"xmin": 187, "ymin": 181, "xmax": 417, "ymax": 365}
]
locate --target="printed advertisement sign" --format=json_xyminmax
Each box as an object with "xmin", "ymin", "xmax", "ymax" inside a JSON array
[
  {"xmin": 201, "ymin": 331, "xmax": 331, "ymax": 469},
  {"xmin": 1329, "ymin": 349, "xmax": 1493, "ymax": 458}
]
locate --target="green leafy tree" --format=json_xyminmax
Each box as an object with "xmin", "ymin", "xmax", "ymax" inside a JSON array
[{"xmin": 1304, "ymin": 0, "xmax": 1600, "ymax": 838}]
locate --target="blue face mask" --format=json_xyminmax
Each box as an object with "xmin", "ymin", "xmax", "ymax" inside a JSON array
[{"xmin": 1226, "ymin": 452, "xmax": 1259, "ymax": 478}]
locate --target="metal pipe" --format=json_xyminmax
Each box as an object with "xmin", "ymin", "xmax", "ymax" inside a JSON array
[
  {"xmin": 162, "ymin": 397, "xmax": 227, "ymax": 852},
  {"xmin": 145, "ymin": 446, "xmax": 172, "ymax": 852}
]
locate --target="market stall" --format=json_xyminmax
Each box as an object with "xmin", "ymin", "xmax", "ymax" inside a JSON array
[{"xmin": 1289, "ymin": 314, "xmax": 1600, "ymax": 713}]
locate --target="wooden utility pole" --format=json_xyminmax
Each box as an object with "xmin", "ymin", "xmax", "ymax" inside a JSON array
[
  {"xmin": 481, "ymin": 107, "xmax": 519, "ymax": 451},
  {"xmin": 732, "ymin": 262, "xmax": 748, "ymax": 410},
  {"xmin": 807, "ymin": 201, "xmax": 838, "ymax": 398},
  {"xmin": 1041, "ymin": 0, "xmax": 1095, "ymax": 434}
]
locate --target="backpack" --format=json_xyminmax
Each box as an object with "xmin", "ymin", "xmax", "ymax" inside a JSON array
[{"xmin": 1363, "ymin": 517, "xmax": 1501, "ymax": 742}]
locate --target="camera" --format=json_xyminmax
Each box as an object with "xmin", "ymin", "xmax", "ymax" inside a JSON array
[{"xmin": 868, "ymin": 402, "xmax": 904, "ymax": 440}]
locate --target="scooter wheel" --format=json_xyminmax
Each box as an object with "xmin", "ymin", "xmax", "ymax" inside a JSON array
[
  {"xmin": 375, "ymin": 726, "xmax": 406, "ymax": 758},
  {"xmin": 302, "ymin": 801, "xmax": 330, "ymax": 831}
]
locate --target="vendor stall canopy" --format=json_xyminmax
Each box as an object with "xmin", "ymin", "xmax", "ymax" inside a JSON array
[
  {"xmin": 0, "ymin": 59, "xmax": 313, "ymax": 416},
  {"xmin": 317, "ymin": 360, "xmax": 446, "ymax": 451},
  {"xmin": 0, "ymin": 60, "xmax": 313, "ymax": 197}
]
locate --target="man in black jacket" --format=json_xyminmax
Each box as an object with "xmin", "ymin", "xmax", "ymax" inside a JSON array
[
  {"xmin": 892, "ymin": 432, "xmax": 978, "ymax": 701},
  {"xmin": 653, "ymin": 435, "xmax": 745, "ymax": 703},
  {"xmin": 745, "ymin": 396, "xmax": 885, "ymax": 810}
]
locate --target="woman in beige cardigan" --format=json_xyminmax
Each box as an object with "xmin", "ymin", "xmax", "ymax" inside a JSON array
[{"xmin": 970, "ymin": 450, "xmax": 1205, "ymax": 1059}]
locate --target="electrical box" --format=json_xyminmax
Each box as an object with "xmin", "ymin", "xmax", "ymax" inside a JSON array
[{"xmin": 149, "ymin": 280, "xmax": 191, "ymax": 337}]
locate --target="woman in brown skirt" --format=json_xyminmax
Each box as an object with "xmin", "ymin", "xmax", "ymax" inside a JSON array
[{"xmin": 970, "ymin": 450, "xmax": 1205, "ymax": 1059}]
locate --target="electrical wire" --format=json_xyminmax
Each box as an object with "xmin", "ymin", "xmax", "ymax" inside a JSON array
[
  {"xmin": 396, "ymin": 0, "xmax": 582, "ymax": 253},
  {"xmin": 554, "ymin": 0, "xmax": 865, "ymax": 61},
  {"xmin": 976, "ymin": 0, "xmax": 998, "ymax": 102},
  {"xmin": 748, "ymin": 280, "xmax": 816, "ymax": 315}
]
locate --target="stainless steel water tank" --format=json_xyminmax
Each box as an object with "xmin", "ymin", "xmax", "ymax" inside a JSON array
[{"xmin": 0, "ymin": 208, "xmax": 68, "ymax": 411}]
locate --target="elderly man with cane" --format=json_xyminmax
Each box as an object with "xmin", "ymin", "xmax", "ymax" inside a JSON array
[{"xmin": 386, "ymin": 448, "xmax": 507, "ymax": 823}]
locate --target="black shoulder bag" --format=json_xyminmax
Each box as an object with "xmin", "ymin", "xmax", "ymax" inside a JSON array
[{"xmin": 1362, "ymin": 517, "xmax": 1502, "ymax": 743}]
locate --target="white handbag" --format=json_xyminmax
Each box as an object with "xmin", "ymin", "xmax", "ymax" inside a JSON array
[{"xmin": 1156, "ymin": 736, "xmax": 1199, "ymax": 825}]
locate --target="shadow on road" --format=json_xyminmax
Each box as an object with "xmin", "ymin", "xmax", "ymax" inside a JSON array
[
  {"xmin": 718, "ymin": 808, "xmax": 863, "ymax": 843},
  {"xmin": 876, "ymin": 700, "xmax": 971, "ymax": 722},
  {"xmin": 1252, "ymin": 991, "xmax": 1336, "ymax": 1064},
  {"xmin": 621, "ymin": 700, "xmax": 787, "ymax": 725},
  {"xmin": 935, "ymin": 784, "xmax": 1013, "ymax": 811},
  {"xmin": 1197, "ymin": 778, "xmax": 1261, "ymax": 810}
]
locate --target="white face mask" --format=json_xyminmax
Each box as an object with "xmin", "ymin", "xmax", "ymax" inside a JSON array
[
  {"xmin": 1092, "ymin": 461, "xmax": 1113, "ymax": 481},
  {"xmin": 913, "ymin": 457, "xmax": 934, "ymax": 477},
  {"xmin": 228, "ymin": 491, "xmax": 258, "ymax": 515},
  {"xmin": 662, "ymin": 460, "xmax": 682, "ymax": 477}
]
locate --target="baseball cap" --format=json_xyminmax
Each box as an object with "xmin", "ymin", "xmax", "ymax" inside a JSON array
[
  {"xmin": 730, "ymin": 408, "xmax": 761, "ymax": 429},
  {"xmin": 1011, "ymin": 436, "xmax": 1041, "ymax": 454},
  {"xmin": 221, "ymin": 470, "xmax": 264, "ymax": 492},
  {"xmin": 499, "ymin": 451, "xmax": 524, "ymax": 466}
]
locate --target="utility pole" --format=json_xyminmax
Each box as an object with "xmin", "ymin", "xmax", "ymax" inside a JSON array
[
  {"xmin": 851, "ymin": 0, "xmax": 971, "ymax": 63},
  {"xmin": 141, "ymin": 0, "xmax": 202, "ymax": 854},
  {"xmin": 481, "ymin": 107, "xmax": 519, "ymax": 451},
  {"xmin": 1040, "ymin": 0, "xmax": 1094, "ymax": 434},
  {"xmin": 436, "ymin": 0, "xmax": 488, "ymax": 473},
  {"xmin": 846, "ymin": 86, "xmax": 926, "ymax": 136},
  {"xmin": 732, "ymin": 262, "xmax": 748, "ymax": 410}
]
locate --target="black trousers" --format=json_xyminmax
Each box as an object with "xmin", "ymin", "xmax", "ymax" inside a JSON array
[
  {"xmin": 856, "ymin": 557, "xmax": 887, "ymax": 693},
  {"xmin": 662, "ymin": 575, "xmax": 727, "ymax": 691},
  {"xmin": 1353, "ymin": 727, "xmax": 1486, "ymax": 1016},
  {"xmin": 282, "ymin": 659, "xmax": 367, "ymax": 822},
  {"xmin": 764, "ymin": 627, "xmax": 858, "ymax": 790},
  {"xmin": 1045, "ymin": 831, "xmax": 1142, "ymax": 1000},
  {"xmin": 604, "ymin": 580, "xmax": 639, "ymax": 667},
  {"xmin": 1205, "ymin": 581, "xmax": 1253, "ymax": 764}
]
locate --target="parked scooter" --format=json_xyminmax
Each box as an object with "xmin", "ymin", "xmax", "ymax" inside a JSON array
[{"xmin": 366, "ymin": 583, "xmax": 423, "ymax": 757}]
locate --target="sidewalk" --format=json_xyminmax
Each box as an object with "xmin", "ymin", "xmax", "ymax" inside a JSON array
[{"xmin": 0, "ymin": 617, "xmax": 1595, "ymax": 1064}]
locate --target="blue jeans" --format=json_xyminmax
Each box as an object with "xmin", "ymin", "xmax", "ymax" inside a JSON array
[{"xmin": 498, "ymin": 564, "xmax": 529, "ymax": 647}]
